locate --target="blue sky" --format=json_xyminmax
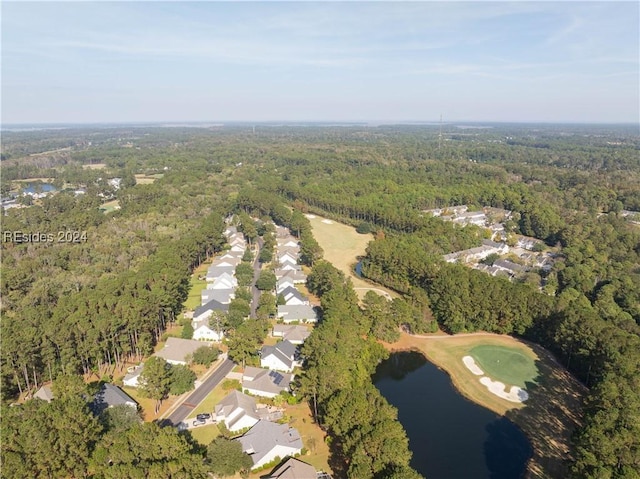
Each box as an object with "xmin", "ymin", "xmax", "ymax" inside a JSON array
[{"xmin": 2, "ymin": 1, "xmax": 638, "ymax": 124}]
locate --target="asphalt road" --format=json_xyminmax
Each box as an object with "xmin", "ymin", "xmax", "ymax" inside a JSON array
[{"xmin": 165, "ymin": 358, "xmax": 235, "ymax": 426}]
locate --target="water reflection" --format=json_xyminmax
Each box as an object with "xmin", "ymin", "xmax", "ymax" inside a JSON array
[{"xmin": 374, "ymin": 350, "xmax": 531, "ymax": 479}]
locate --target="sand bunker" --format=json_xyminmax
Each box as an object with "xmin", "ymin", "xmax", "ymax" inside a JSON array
[
  {"xmin": 462, "ymin": 356, "xmax": 528, "ymax": 403},
  {"xmin": 479, "ymin": 377, "xmax": 529, "ymax": 403},
  {"xmin": 462, "ymin": 356, "xmax": 484, "ymax": 375},
  {"xmin": 321, "ymin": 219, "xmax": 334, "ymax": 224},
  {"xmin": 305, "ymin": 214, "xmax": 316, "ymax": 219}
]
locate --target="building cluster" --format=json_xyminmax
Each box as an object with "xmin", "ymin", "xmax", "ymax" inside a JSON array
[
  {"xmin": 273, "ymin": 226, "xmax": 318, "ymax": 324},
  {"xmin": 212, "ymin": 389, "xmax": 322, "ymax": 474},
  {"xmin": 432, "ymin": 206, "xmax": 556, "ymax": 282},
  {"xmin": 192, "ymin": 224, "xmax": 249, "ymax": 341}
]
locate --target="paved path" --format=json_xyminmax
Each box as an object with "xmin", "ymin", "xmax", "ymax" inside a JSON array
[{"xmin": 164, "ymin": 358, "xmax": 235, "ymax": 426}]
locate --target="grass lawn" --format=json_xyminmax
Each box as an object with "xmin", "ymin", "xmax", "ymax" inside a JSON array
[
  {"xmin": 183, "ymin": 262, "xmax": 210, "ymax": 311},
  {"xmin": 306, "ymin": 214, "xmax": 397, "ymax": 299},
  {"xmin": 134, "ymin": 174, "xmax": 157, "ymax": 185},
  {"xmin": 99, "ymin": 199, "xmax": 120, "ymax": 213},
  {"xmin": 284, "ymin": 402, "xmax": 331, "ymax": 473},
  {"xmin": 385, "ymin": 332, "xmax": 586, "ymax": 479},
  {"xmin": 185, "ymin": 382, "xmax": 231, "ymax": 420},
  {"xmin": 188, "ymin": 424, "xmax": 220, "ymax": 446},
  {"xmin": 470, "ymin": 345, "xmax": 539, "ymax": 388}
]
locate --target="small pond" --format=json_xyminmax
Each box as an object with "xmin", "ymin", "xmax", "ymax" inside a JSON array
[{"xmin": 374, "ymin": 351, "xmax": 532, "ymax": 479}]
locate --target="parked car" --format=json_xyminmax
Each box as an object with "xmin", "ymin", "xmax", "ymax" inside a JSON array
[
  {"xmin": 192, "ymin": 418, "xmax": 206, "ymax": 427},
  {"xmin": 196, "ymin": 413, "xmax": 211, "ymax": 421}
]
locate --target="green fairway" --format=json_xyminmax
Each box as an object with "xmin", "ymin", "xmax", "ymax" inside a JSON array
[{"xmin": 470, "ymin": 345, "xmax": 538, "ymax": 388}]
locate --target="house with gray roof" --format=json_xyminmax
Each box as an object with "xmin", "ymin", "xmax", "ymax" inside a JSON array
[
  {"xmin": 154, "ymin": 337, "xmax": 206, "ymax": 365},
  {"xmin": 200, "ymin": 288, "xmax": 234, "ymax": 307},
  {"xmin": 91, "ymin": 384, "xmax": 138, "ymax": 415},
  {"xmin": 33, "ymin": 384, "xmax": 54, "ymax": 402},
  {"xmin": 194, "ymin": 298, "xmax": 230, "ymax": 321},
  {"xmin": 272, "ymin": 325, "xmax": 310, "ymax": 345},
  {"xmin": 267, "ymin": 458, "xmax": 317, "ymax": 479},
  {"xmin": 279, "ymin": 286, "xmax": 309, "ymax": 306},
  {"xmin": 260, "ymin": 340, "xmax": 300, "ymax": 373},
  {"xmin": 275, "ymin": 269, "xmax": 306, "ymax": 284},
  {"xmin": 123, "ymin": 364, "xmax": 144, "ymax": 388},
  {"xmin": 493, "ymin": 259, "xmax": 527, "ymax": 276},
  {"xmin": 242, "ymin": 367, "xmax": 293, "ymax": 398},
  {"xmin": 215, "ymin": 390, "xmax": 261, "ymax": 432},
  {"xmin": 206, "ymin": 266, "xmax": 237, "ymax": 284},
  {"xmin": 277, "ymin": 304, "xmax": 318, "ymax": 324},
  {"xmin": 236, "ymin": 420, "xmax": 303, "ymax": 470},
  {"xmin": 192, "ymin": 318, "xmax": 225, "ymax": 342}
]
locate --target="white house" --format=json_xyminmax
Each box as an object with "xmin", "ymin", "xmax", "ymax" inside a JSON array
[
  {"xmin": 214, "ymin": 390, "xmax": 260, "ymax": 432},
  {"xmin": 207, "ymin": 273, "xmax": 237, "ymax": 290},
  {"xmin": 278, "ymin": 252, "xmax": 298, "ymax": 266},
  {"xmin": 260, "ymin": 340, "xmax": 299, "ymax": 373},
  {"xmin": 123, "ymin": 364, "xmax": 144, "ymax": 388},
  {"xmin": 242, "ymin": 367, "xmax": 293, "ymax": 398},
  {"xmin": 236, "ymin": 421, "xmax": 303, "ymax": 470},
  {"xmin": 192, "ymin": 319, "xmax": 225, "ymax": 342},
  {"xmin": 276, "ymin": 237, "xmax": 299, "ymax": 249},
  {"xmin": 200, "ymin": 289, "xmax": 234, "ymax": 308},
  {"xmin": 153, "ymin": 337, "xmax": 206, "ymax": 365},
  {"xmin": 272, "ymin": 325, "xmax": 310, "ymax": 345},
  {"xmin": 277, "ymin": 304, "xmax": 318, "ymax": 324},
  {"xmin": 279, "ymin": 286, "xmax": 309, "ymax": 306},
  {"xmin": 276, "ymin": 278, "xmax": 296, "ymax": 294},
  {"xmin": 194, "ymin": 299, "xmax": 230, "ymax": 322}
]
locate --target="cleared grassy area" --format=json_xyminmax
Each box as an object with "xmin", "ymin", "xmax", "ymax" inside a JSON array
[
  {"xmin": 99, "ymin": 199, "xmax": 120, "ymax": 213},
  {"xmin": 285, "ymin": 402, "xmax": 331, "ymax": 473},
  {"xmin": 183, "ymin": 262, "xmax": 210, "ymax": 311},
  {"xmin": 134, "ymin": 173, "xmax": 163, "ymax": 185},
  {"xmin": 306, "ymin": 215, "xmax": 397, "ymax": 299},
  {"xmin": 83, "ymin": 163, "xmax": 107, "ymax": 170},
  {"xmin": 189, "ymin": 424, "xmax": 220, "ymax": 445},
  {"xmin": 470, "ymin": 345, "xmax": 539, "ymax": 388},
  {"xmin": 386, "ymin": 333, "xmax": 586, "ymax": 479}
]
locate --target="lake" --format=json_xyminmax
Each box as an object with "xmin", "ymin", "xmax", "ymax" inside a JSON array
[
  {"xmin": 22, "ymin": 183, "xmax": 57, "ymax": 194},
  {"xmin": 374, "ymin": 351, "xmax": 532, "ymax": 479}
]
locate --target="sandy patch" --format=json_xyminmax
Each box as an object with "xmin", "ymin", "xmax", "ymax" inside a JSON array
[
  {"xmin": 479, "ymin": 377, "xmax": 529, "ymax": 403},
  {"xmin": 305, "ymin": 214, "xmax": 317, "ymax": 219},
  {"xmin": 321, "ymin": 219, "xmax": 334, "ymax": 224},
  {"xmin": 462, "ymin": 356, "xmax": 484, "ymax": 376}
]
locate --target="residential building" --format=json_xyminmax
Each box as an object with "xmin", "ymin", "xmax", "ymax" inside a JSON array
[
  {"xmin": 215, "ymin": 390, "xmax": 260, "ymax": 432},
  {"xmin": 91, "ymin": 384, "xmax": 138, "ymax": 415},
  {"xmin": 260, "ymin": 340, "xmax": 299, "ymax": 373},
  {"xmin": 33, "ymin": 384, "xmax": 54, "ymax": 402},
  {"xmin": 277, "ymin": 304, "xmax": 318, "ymax": 324},
  {"xmin": 272, "ymin": 325, "xmax": 311, "ymax": 345},
  {"xmin": 267, "ymin": 458, "xmax": 317, "ymax": 479},
  {"xmin": 242, "ymin": 367, "xmax": 293, "ymax": 398},
  {"xmin": 236, "ymin": 421, "xmax": 303, "ymax": 470},
  {"xmin": 153, "ymin": 337, "xmax": 206, "ymax": 365}
]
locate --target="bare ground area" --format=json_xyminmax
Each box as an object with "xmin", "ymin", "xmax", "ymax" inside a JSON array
[{"xmin": 384, "ymin": 333, "xmax": 586, "ymax": 479}]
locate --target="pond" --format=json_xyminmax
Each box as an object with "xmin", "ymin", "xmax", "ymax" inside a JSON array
[
  {"xmin": 21, "ymin": 183, "xmax": 57, "ymax": 194},
  {"xmin": 374, "ymin": 351, "xmax": 532, "ymax": 479}
]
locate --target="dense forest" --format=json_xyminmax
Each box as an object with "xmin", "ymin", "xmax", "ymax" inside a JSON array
[{"xmin": 1, "ymin": 123, "xmax": 639, "ymax": 478}]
